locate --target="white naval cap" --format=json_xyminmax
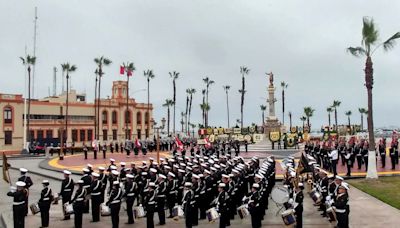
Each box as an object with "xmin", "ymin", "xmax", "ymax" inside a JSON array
[
  {"xmin": 63, "ymin": 170, "xmax": 72, "ymax": 175},
  {"xmin": 159, "ymin": 174, "xmax": 166, "ymax": 179},
  {"xmin": 42, "ymin": 180, "xmax": 49, "ymax": 184},
  {"xmin": 113, "ymin": 181, "xmax": 120, "ymax": 185},
  {"xmin": 252, "ymin": 183, "xmax": 260, "ymax": 189},
  {"xmin": 16, "ymin": 181, "xmax": 26, "ymax": 187},
  {"xmin": 126, "ymin": 174, "xmax": 134, "ymax": 179},
  {"xmin": 184, "ymin": 182, "xmax": 192, "ymax": 187},
  {"xmin": 218, "ymin": 183, "xmax": 226, "ymax": 188},
  {"xmin": 19, "ymin": 168, "xmax": 28, "ymax": 173},
  {"xmin": 150, "ymin": 168, "xmax": 157, "ymax": 173},
  {"xmin": 91, "ymin": 172, "xmax": 100, "ymax": 177}
]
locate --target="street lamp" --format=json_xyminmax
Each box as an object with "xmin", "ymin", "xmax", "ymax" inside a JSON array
[{"xmin": 155, "ymin": 117, "xmax": 166, "ymax": 163}]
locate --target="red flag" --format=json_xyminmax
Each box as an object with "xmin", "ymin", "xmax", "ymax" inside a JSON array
[
  {"xmin": 204, "ymin": 137, "xmax": 212, "ymax": 149},
  {"xmin": 135, "ymin": 138, "xmax": 141, "ymax": 148},
  {"xmin": 127, "ymin": 69, "xmax": 133, "ymax": 77},
  {"xmin": 120, "ymin": 65, "xmax": 125, "ymax": 75},
  {"xmin": 175, "ymin": 137, "xmax": 184, "ymax": 151}
]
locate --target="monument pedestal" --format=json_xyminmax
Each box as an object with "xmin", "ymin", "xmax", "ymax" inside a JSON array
[{"xmin": 264, "ymin": 118, "xmax": 282, "ymax": 136}]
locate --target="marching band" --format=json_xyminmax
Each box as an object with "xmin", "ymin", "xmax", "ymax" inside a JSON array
[{"xmin": 5, "ymin": 140, "xmax": 356, "ymax": 228}]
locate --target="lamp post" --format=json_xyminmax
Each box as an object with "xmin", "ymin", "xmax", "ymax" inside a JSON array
[{"xmin": 155, "ymin": 117, "xmax": 166, "ymax": 163}]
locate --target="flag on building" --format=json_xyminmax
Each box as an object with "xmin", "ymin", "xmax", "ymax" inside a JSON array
[
  {"xmin": 2, "ymin": 153, "xmax": 10, "ymax": 183},
  {"xmin": 175, "ymin": 137, "xmax": 184, "ymax": 151}
]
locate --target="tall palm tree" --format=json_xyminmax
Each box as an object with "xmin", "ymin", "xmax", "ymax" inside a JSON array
[
  {"xmin": 61, "ymin": 63, "xmax": 68, "ymax": 93},
  {"xmin": 122, "ymin": 62, "xmax": 135, "ymax": 139},
  {"xmin": 189, "ymin": 123, "xmax": 196, "ymax": 137},
  {"xmin": 260, "ymin": 105, "xmax": 266, "ymax": 126},
  {"xmin": 144, "ymin": 69, "xmax": 155, "ymax": 138},
  {"xmin": 348, "ymin": 17, "xmax": 400, "ymax": 178},
  {"xmin": 180, "ymin": 111, "xmax": 185, "ymax": 133},
  {"xmin": 201, "ymin": 89, "xmax": 206, "ymax": 126},
  {"xmin": 327, "ymin": 107, "xmax": 334, "ymax": 126},
  {"xmin": 303, "ymin": 107, "xmax": 315, "ymax": 129},
  {"xmin": 94, "ymin": 56, "xmax": 112, "ymax": 140},
  {"xmin": 61, "ymin": 63, "xmax": 77, "ymax": 145},
  {"xmin": 358, "ymin": 108, "xmax": 367, "ymax": 131},
  {"xmin": 288, "ymin": 111, "xmax": 293, "ymax": 129},
  {"xmin": 281, "ymin": 81, "xmax": 288, "ymax": 125},
  {"xmin": 162, "ymin": 99, "xmax": 174, "ymax": 136},
  {"xmin": 203, "ymin": 77, "xmax": 215, "ymax": 127},
  {"xmin": 223, "ymin": 85, "xmax": 231, "ymax": 128},
  {"xmin": 345, "ymin": 111, "xmax": 352, "ymax": 134},
  {"xmin": 185, "ymin": 89, "xmax": 190, "ymax": 135},
  {"xmin": 200, "ymin": 103, "xmax": 210, "ymax": 127},
  {"xmin": 240, "ymin": 66, "xmax": 250, "ymax": 128},
  {"xmin": 300, "ymin": 116, "xmax": 307, "ymax": 130},
  {"xmin": 187, "ymin": 88, "xmax": 196, "ymax": 134},
  {"xmin": 20, "ymin": 55, "xmax": 36, "ymax": 145},
  {"xmin": 169, "ymin": 71, "xmax": 180, "ymax": 135},
  {"xmin": 332, "ymin": 100, "xmax": 341, "ymax": 131}
]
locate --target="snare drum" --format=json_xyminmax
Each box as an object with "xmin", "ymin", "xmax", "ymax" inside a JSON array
[
  {"xmin": 326, "ymin": 207, "xmax": 337, "ymax": 222},
  {"xmin": 237, "ymin": 205, "xmax": 249, "ymax": 219},
  {"xmin": 101, "ymin": 203, "xmax": 111, "ymax": 216},
  {"xmin": 30, "ymin": 203, "xmax": 40, "ymax": 215},
  {"xmin": 53, "ymin": 193, "xmax": 59, "ymax": 205},
  {"xmin": 281, "ymin": 209, "xmax": 296, "ymax": 226},
  {"xmin": 64, "ymin": 202, "xmax": 74, "ymax": 215},
  {"xmin": 172, "ymin": 205, "xmax": 184, "ymax": 219},
  {"xmin": 271, "ymin": 186, "xmax": 290, "ymax": 204},
  {"xmin": 310, "ymin": 191, "xmax": 322, "ymax": 205},
  {"xmin": 206, "ymin": 207, "xmax": 219, "ymax": 222},
  {"xmin": 133, "ymin": 206, "xmax": 145, "ymax": 218}
]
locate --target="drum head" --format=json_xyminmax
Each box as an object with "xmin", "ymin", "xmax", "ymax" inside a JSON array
[{"xmin": 271, "ymin": 186, "xmax": 289, "ymax": 204}]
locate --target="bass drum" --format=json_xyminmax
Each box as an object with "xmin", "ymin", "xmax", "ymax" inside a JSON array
[{"xmin": 271, "ymin": 186, "xmax": 290, "ymax": 204}]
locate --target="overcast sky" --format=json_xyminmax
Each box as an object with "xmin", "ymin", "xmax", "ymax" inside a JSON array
[{"xmin": 1, "ymin": 0, "xmax": 400, "ymax": 129}]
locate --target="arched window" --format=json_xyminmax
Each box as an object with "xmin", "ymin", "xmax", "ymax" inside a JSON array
[
  {"xmin": 102, "ymin": 111, "xmax": 108, "ymax": 124},
  {"xmin": 136, "ymin": 112, "xmax": 142, "ymax": 125},
  {"xmin": 4, "ymin": 107, "xmax": 12, "ymax": 124},
  {"xmin": 125, "ymin": 110, "xmax": 131, "ymax": 124},
  {"xmin": 112, "ymin": 111, "xmax": 117, "ymax": 124},
  {"xmin": 145, "ymin": 112, "xmax": 150, "ymax": 125}
]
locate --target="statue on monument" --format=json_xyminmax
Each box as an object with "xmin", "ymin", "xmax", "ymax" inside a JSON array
[{"xmin": 266, "ymin": 72, "xmax": 274, "ymax": 86}]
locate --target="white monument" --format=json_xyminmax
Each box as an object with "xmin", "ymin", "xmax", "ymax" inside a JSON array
[{"xmin": 264, "ymin": 72, "xmax": 282, "ymax": 135}]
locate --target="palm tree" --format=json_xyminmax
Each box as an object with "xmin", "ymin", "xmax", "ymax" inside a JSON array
[
  {"xmin": 187, "ymin": 88, "xmax": 196, "ymax": 134},
  {"xmin": 345, "ymin": 111, "xmax": 352, "ymax": 134},
  {"xmin": 185, "ymin": 89, "xmax": 190, "ymax": 135},
  {"xmin": 169, "ymin": 71, "xmax": 180, "ymax": 135},
  {"xmin": 303, "ymin": 107, "xmax": 315, "ymax": 129},
  {"xmin": 348, "ymin": 17, "xmax": 400, "ymax": 178},
  {"xmin": 240, "ymin": 66, "xmax": 250, "ymax": 128},
  {"xmin": 358, "ymin": 108, "xmax": 368, "ymax": 131},
  {"xmin": 180, "ymin": 112, "xmax": 185, "ymax": 133},
  {"xmin": 300, "ymin": 116, "xmax": 307, "ymax": 130},
  {"xmin": 20, "ymin": 55, "xmax": 36, "ymax": 145},
  {"xmin": 94, "ymin": 56, "xmax": 112, "ymax": 140},
  {"xmin": 61, "ymin": 63, "xmax": 77, "ymax": 145},
  {"xmin": 223, "ymin": 85, "xmax": 231, "ymax": 128},
  {"xmin": 189, "ymin": 123, "xmax": 196, "ymax": 137},
  {"xmin": 163, "ymin": 99, "xmax": 174, "ymax": 136},
  {"xmin": 260, "ymin": 105, "xmax": 267, "ymax": 126},
  {"xmin": 122, "ymin": 62, "xmax": 135, "ymax": 139},
  {"xmin": 281, "ymin": 81, "xmax": 288, "ymax": 125},
  {"xmin": 201, "ymin": 89, "xmax": 206, "ymax": 126},
  {"xmin": 203, "ymin": 77, "xmax": 215, "ymax": 127},
  {"xmin": 288, "ymin": 111, "xmax": 293, "ymax": 129},
  {"xmin": 332, "ymin": 100, "xmax": 341, "ymax": 131},
  {"xmin": 200, "ymin": 103, "xmax": 210, "ymax": 127},
  {"xmin": 144, "ymin": 69, "xmax": 155, "ymax": 138},
  {"xmin": 327, "ymin": 107, "xmax": 334, "ymax": 126}
]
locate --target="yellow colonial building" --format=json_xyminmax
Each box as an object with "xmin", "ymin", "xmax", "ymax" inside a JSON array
[{"xmin": 0, "ymin": 81, "xmax": 153, "ymax": 154}]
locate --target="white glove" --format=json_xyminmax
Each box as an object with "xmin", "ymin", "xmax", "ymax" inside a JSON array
[{"xmin": 288, "ymin": 198, "xmax": 294, "ymax": 205}]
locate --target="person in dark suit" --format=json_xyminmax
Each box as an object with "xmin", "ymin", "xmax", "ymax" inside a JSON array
[
  {"xmin": 72, "ymin": 180, "xmax": 87, "ymax": 228},
  {"xmin": 333, "ymin": 184, "xmax": 350, "ymax": 228},
  {"xmin": 216, "ymin": 183, "xmax": 229, "ymax": 228},
  {"xmin": 166, "ymin": 172, "xmax": 177, "ymax": 218},
  {"xmin": 107, "ymin": 181, "xmax": 123, "ymax": 228},
  {"xmin": 248, "ymin": 183, "xmax": 262, "ymax": 228},
  {"xmin": 156, "ymin": 174, "xmax": 167, "ymax": 225},
  {"xmin": 182, "ymin": 182, "xmax": 194, "ymax": 228},
  {"xmin": 81, "ymin": 168, "xmax": 92, "ymax": 213},
  {"xmin": 38, "ymin": 180, "xmax": 53, "ymax": 228},
  {"xmin": 83, "ymin": 143, "xmax": 88, "ymax": 159},
  {"xmin": 294, "ymin": 183, "xmax": 304, "ymax": 228},
  {"xmin": 7, "ymin": 181, "xmax": 28, "ymax": 228},
  {"xmin": 144, "ymin": 182, "xmax": 157, "ymax": 228},
  {"xmin": 60, "ymin": 170, "xmax": 74, "ymax": 220},
  {"xmin": 124, "ymin": 174, "xmax": 137, "ymax": 224},
  {"xmin": 90, "ymin": 172, "xmax": 102, "ymax": 222},
  {"xmin": 18, "ymin": 168, "xmax": 33, "ymax": 216}
]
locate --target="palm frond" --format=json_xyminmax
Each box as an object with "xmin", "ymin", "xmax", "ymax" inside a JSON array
[
  {"xmin": 383, "ymin": 32, "xmax": 400, "ymax": 51},
  {"xmin": 362, "ymin": 17, "xmax": 379, "ymax": 46},
  {"xmin": 20, "ymin": 57, "xmax": 26, "ymax": 64},
  {"xmin": 103, "ymin": 58, "xmax": 112, "ymax": 65},
  {"xmin": 347, "ymin": 47, "xmax": 366, "ymax": 57}
]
